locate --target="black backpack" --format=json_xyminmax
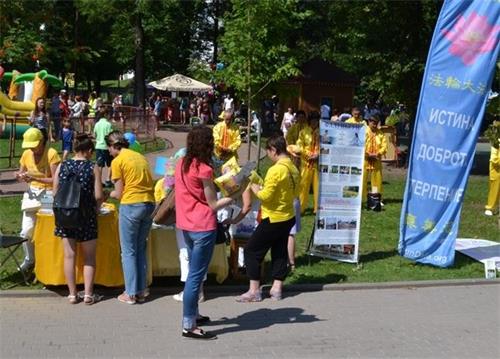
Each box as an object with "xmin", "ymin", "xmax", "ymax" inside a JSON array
[{"xmin": 53, "ymin": 165, "xmax": 91, "ymax": 228}]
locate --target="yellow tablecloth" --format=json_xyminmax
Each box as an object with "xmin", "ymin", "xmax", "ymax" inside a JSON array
[
  {"xmin": 149, "ymin": 228, "xmax": 229, "ymax": 283},
  {"xmin": 33, "ymin": 206, "xmax": 125, "ymax": 287}
]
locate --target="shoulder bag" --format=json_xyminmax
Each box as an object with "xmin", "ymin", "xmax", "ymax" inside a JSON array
[{"xmin": 151, "ymin": 189, "xmax": 176, "ymax": 226}]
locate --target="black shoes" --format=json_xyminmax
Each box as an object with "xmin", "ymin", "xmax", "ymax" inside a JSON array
[{"xmin": 182, "ymin": 328, "xmax": 217, "ymax": 340}]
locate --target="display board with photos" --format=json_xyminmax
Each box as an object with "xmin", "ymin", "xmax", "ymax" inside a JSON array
[{"xmin": 309, "ymin": 120, "xmax": 366, "ymax": 263}]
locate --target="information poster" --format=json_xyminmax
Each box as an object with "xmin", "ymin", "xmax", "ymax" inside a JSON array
[{"xmin": 309, "ymin": 121, "xmax": 366, "ymax": 263}]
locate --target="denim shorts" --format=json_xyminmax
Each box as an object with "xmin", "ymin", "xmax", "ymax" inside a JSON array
[{"xmin": 96, "ymin": 149, "xmax": 112, "ymax": 167}]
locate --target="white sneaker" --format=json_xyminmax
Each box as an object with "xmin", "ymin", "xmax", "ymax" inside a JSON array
[
  {"xmin": 173, "ymin": 291, "xmax": 183, "ymax": 302},
  {"xmin": 484, "ymin": 210, "xmax": 494, "ymax": 216},
  {"xmin": 172, "ymin": 291, "xmax": 205, "ymax": 303}
]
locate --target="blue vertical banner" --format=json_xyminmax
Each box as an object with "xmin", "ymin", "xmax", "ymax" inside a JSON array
[{"xmin": 399, "ymin": 0, "xmax": 500, "ymax": 267}]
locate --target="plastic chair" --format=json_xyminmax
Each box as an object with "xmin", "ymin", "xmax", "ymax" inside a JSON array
[{"xmin": 0, "ymin": 234, "xmax": 30, "ymax": 286}]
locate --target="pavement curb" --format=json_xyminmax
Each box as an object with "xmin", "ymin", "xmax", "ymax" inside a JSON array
[{"xmin": 1, "ymin": 278, "xmax": 498, "ymax": 298}]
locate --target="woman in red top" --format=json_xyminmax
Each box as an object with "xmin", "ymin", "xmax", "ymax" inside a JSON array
[{"xmin": 174, "ymin": 126, "xmax": 233, "ymax": 340}]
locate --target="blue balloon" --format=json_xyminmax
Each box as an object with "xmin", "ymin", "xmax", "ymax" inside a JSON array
[{"xmin": 124, "ymin": 132, "xmax": 136, "ymax": 145}]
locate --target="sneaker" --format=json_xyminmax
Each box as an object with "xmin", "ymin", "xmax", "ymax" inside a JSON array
[
  {"xmin": 117, "ymin": 292, "xmax": 136, "ymax": 305},
  {"xmin": 173, "ymin": 291, "xmax": 183, "ymax": 302},
  {"xmin": 484, "ymin": 210, "xmax": 494, "ymax": 216},
  {"xmin": 173, "ymin": 291, "xmax": 205, "ymax": 303}
]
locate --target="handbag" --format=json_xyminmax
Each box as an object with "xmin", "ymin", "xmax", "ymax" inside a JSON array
[
  {"xmin": 216, "ymin": 222, "xmax": 230, "ymax": 245},
  {"xmin": 151, "ymin": 189, "xmax": 176, "ymax": 226},
  {"xmin": 21, "ymin": 188, "xmax": 44, "ymax": 212}
]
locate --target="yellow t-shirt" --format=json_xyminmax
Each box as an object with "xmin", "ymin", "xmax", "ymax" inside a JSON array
[
  {"xmin": 111, "ymin": 148, "xmax": 155, "ymax": 204},
  {"xmin": 19, "ymin": 147, "xmax": 61, "ymax": 189},
  {"xmin": 256, "ymin": 157, "xmax": 300, "ymax": 223}
]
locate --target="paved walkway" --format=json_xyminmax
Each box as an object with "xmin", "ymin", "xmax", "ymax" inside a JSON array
[
  {"xmin": 1, "ymin": 283, "xmax": 499, "ymax": 358},
  {"xmin": 0, "ymin": 128, "xmax": 263, "ymax": 195}
]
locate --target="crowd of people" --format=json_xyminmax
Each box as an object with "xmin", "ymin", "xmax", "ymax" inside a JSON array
[{"xmin": 12, "ymin": 90, "xmax": 498, "ymax": 340}]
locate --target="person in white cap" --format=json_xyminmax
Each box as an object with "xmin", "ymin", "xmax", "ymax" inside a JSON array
[{"xmin": 15, "ymin": 128, "xmax": 61, "ymax": 271}]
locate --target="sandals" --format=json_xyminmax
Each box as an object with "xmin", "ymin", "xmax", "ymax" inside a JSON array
[
  {"xmin": 182, "ymin": 328, "xmax": 217, "ymax": 340},
  {"xmin": 235, "ymin": 291, "xmax": 262, "ymax": 303},
  {"xmin": 84, "ymin": 293, "xmax": 103, "ymax": 305},
  {"xmin": 68, "ymin": 295, "xmax": 79, "ymax": 304},
  {"xmin": 269, "ymin": 290, "xmax": 282, "ymax": 301}
]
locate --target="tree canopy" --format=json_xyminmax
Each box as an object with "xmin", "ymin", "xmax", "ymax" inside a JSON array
[{"xmin": 2, "ymin": 0, "xmax": 494, "ymax": 116}]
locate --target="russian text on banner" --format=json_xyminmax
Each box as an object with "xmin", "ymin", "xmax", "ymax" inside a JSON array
[
  {"xmin": 309, "ymin": 121, "xmax": 366, "ymax": 263},
  {"xmin": 399, "ymin": 0, "xmax": 500, "ymax": 267}
]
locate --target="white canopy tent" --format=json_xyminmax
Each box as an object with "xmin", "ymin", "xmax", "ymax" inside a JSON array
[{"xmin": 148, "ymin": 74, "xmax": 212, "ymax": 92}]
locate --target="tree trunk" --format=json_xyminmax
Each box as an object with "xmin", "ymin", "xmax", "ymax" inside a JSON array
[
  {"xmin": 134, "ymin": 12, "xmax": 145, "ymax": 108},
  {"xmin": 94, "ymin": 73, "xmax": 101, "ymax": 96},
  {"xmin": 212, "ymin": 0, "xmax": 219, "ymax": 64},
  {"xmin": 86, "ymin": 77, "xmax": 92, "ymax": 93}
]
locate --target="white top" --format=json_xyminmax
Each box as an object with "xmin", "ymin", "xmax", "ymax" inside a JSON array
[
  {"xmin": 224, "ymin": 97, "xmax": 234, "ymax": 111},
  {"xmin": 281, "ymin": 112, "xmax": 295, "ymax": 137}
]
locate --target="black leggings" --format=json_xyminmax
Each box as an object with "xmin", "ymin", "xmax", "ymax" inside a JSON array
[{"xmin": 244, "ymin": 217, "xmax": 295, "ymax": 281}]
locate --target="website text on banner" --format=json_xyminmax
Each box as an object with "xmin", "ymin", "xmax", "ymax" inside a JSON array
[
  {"xmin": 399, "ymin": 0, "xmax": 500, "ymax": 267},
  {"xmin": 310, "ymin": 121, "xmax": 366, "ymax": 263}
]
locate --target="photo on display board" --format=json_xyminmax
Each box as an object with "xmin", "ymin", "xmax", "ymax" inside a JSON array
[
  {"xmin": 320, "ymin": 165, "xmax": 329, "ymax": 173},
  {"xmin": 330, "ymin": 165, "xmax": 339, "ymax": 174},
  {"xmin": 320, "ymin": 147, "xmax": 330, "ymax": 155},
  {"xmin": 321, "ymin": 130, "xmax": 333, "ymax": 145},
  {"xmin": 342, "ymin": 186, "xmax": 359, "ymax": 198},
  {"xmin": 338, "ymin": 219, "xmax": 357, "ymax": 230},
  {"xmin": 340, "ymin": 166, "xmax": 350, "ymax": 174},
  {"xmin": 312, "ymin": 244, "xmax": 357, "ymax": 258},
  {"xmin": 350, "ymin": 166, "xmax": 362, "ymax": 175}
]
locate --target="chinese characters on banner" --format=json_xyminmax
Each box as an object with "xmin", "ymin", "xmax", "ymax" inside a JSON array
[
  {"xmin": 399, "ymin": 0, "xmax": 500, "ymax": 267},
  {"xmin": 309, "ymin": 121, "xmax": 366, "ymax": 263}
]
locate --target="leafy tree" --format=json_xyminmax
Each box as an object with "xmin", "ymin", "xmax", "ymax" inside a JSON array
[
  {"xmin": 218, "ymin": 0, "xmax": 311, "ymax": 106},
  {"xmin": 298, "ymin": 0, "xmax": 442, "ymax": 115}
]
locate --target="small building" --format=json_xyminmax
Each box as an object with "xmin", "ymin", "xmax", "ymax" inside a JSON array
[{"xmin": 278, "ymin": 58, "xmax": 357, "ymax": 118}]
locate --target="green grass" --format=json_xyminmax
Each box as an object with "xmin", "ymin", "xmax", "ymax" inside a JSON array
[
  {"xmin": 284, "ymin": 171, "xmax": 499, "ymax": 285},
  {"xmin": 1, "ymin": 168, "xmax": 498, "ymax": 289}
]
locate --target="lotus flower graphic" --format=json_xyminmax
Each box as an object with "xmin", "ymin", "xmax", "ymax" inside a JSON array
[{"xmin": 442, "ymin": 12, "xmax": 500, "ymax": 66}]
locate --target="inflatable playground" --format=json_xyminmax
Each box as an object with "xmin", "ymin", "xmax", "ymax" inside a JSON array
[{"xmin": 0, "ymin": 66, "xmax": 63, "ymax": 139}]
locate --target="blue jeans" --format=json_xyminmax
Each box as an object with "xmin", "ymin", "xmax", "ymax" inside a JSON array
[
  {"xmin": 118, "ymin": 203, "xmax": 154, "ymax": 296},
  {"xmin": 182, "ymin": 229, "xmax": 216, "ymax": 330}
]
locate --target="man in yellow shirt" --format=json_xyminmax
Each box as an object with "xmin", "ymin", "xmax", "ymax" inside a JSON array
[
  {"xmin": 346, "ymin": 107, "xmax": 365, "ymax": 125},
  {"xmin": 213, "ymin": 110, "xmax": 241, "ymax": 161},
  {"xmin": 364, "ymin": 116, "xmax": 387, "ymax": 201},
  {"xmin": 293, "ymin": 111, "xmax": 320, "ymax": 214}
]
